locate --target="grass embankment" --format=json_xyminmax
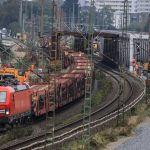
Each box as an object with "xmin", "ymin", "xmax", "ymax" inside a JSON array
[
  {"xmin": 0, "ymin": 126, "xmax": 33, "ymax": 146},
  {"xmin": 92, "ymin": 70, "xmax": 112, "ymax": 107},
  {"xmin": 61, "ymin": 101, "xmax": 150, "ymax": 150}
]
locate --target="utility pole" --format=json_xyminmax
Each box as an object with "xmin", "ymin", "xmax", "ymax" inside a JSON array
[
  {"xmin": 40, "ymin": 0, "xmax": 44, "ymax": 37},
  {"xmin": 30, "ymin": 0, "xmax": 33, "ymax": 41},
  {"xmin": 45, "ymin": 0, "xmax": 59, "ymax": 149},
  {"xmin": 51, "ymin": 0, "xmax": 58, "ymax": 59},
  {"xmin": 22, "ymin": 0, "xmax": 28, "ymax": 34},
  {"xmin": 78, "ymin": 4, "xmax": 80, "ymax": 26},
  {"xmin": 38, "ymin": 0, "xmax": 45, "ymax": 69},
  {"xmin": 82, "ymin": 0, "xmax": 94, "ymax": 149},
  {"xmin": 122, "ymin": 0, "xmax": 128, "ymax": 37},
  {"xmin": 19, "ymin": 0, "xmax": 23, "ymax": 33},
  {"xmin": 149, "ymin": 14, "xmax": 150, "ymax": 62},
  {"xmin": 120, "ymin": 0, "xmax": 128, "ymax": 123},
  {"xmin": 146, "ymin": 14, "xmax": 150, "ymax": 103},
  {"xmin": 72, "ymin": 0, "xmax": 75, "ymax": 30}
]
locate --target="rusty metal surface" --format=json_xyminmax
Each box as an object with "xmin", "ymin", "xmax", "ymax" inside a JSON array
[
  {"xmin": 146, "ymin": 79, "xmax": 150, "ymax": 87},
  {"xmin": 57, "ymin": 31, "xmax": 120, "ymax": 38}
]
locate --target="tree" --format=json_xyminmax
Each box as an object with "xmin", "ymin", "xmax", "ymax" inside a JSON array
[
  {"xmin": 128, "ymin": 15, "xmax": 149, "ymax": 32},
  {"xmin": 61, "ymin": 0, "xmax": 79, "ymax": 26},
  {"xmin": 80, "ymin": 5, "xmax": 97, "ymax": 24},
  {"xmin": 96, "ymin": 5, "xmax": 115, "ymax": 30},
  {"xmin": 128, "ymin": 22, "xmax": 141, "ymax": 32},
  {"xmin": 0, "ymin": 0, "xmax": 20, "ymax": 28},
  {"xmin": 79, "ymin": 5, "xmax": 115, "ymax": 30},
  {"xmin": 8, "ymin": 22, "xmax": 21, "ymax": 36}
]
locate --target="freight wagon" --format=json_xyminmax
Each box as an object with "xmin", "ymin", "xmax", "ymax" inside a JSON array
[{"xmin": 0, "ymin": 51, "xmax": 94, "ymax": 129}]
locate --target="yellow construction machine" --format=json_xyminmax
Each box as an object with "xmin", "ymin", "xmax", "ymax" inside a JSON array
[{"xmin": 0, "ymin": 64, "xmax": 34, "ymax": 83}]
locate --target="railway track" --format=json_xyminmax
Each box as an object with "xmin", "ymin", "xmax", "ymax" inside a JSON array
[{"xmin": 0, "ymin": 59, "xmax": 145, "ymax": 150}]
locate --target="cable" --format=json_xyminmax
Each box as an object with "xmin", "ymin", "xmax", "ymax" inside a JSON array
[{"xmin": 0, "ymin": 46, "xmax": 49, "ymax": 83}]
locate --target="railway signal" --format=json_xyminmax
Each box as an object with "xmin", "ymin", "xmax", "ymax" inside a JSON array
[
  {"xmin": 93, "ymin": 42, "xmax": 98, "ymax": 49},
  {"xmin": 131, "ymin": 58, "xmax": 136, "ymax": 66}
]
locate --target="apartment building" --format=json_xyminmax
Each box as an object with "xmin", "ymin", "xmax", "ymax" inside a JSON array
[
  {"xmin": 133, "ymin": 0, "xmax": 150, "ymax": 13},
  {"xmin": 96, "ymin": 0, "xmax": 132, "ymax": 12},
  {"xmin": 80, "ymin": 0, "xmax": 150, "ymax": 13},
  {"xmin": 79, "ymin": 0, "xmax": 132, "ymax": 11},
  {"xmin": 79, "ymin": 0, "xmax": 132, "ymax": 28},
  {"xmin": 79, "ymin": 0, "xmax": 150, "ymax": 28}
]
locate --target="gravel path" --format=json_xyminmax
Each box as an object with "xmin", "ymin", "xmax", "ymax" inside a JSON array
[
  {"xmin": 104, "ymin": 117, "xmax": 150, "ymax": 150},
  {"xmin": 115, "ymin": 119, "xmax": 150, "ymax": 150}
]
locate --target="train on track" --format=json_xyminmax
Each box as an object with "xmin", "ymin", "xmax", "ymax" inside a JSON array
[{"xmin": 0, "ymin": 50, "xmax": 94, "ymax": 129}]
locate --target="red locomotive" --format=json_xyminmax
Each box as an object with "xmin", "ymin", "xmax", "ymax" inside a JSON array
[{"xmin": 0, "ymin": 51, "xmax": 94, "ymax": 128}]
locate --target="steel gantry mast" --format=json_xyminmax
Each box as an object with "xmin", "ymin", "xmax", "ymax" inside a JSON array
[
  {"xmin": 121, "ymin": 0, "xmax": 128, "ymax": 66},
  {"xmin": 122, "ymin": 0, "xmax": 128, "ymax": 37},
  {"xmin": 51, "ymin": 0, "xmax": 59, "ymax": 59},
  {"xmin": 82, "ymin": 0, "xmax": 94, "ymax": 149},
  {"xmin": 40, "ymin": 0, "xmax": 44, "ymax": 36},
  {"xmin": 117, "ymin": 0, "xmax": 128, "ymax": 125},
  {"xmin": 145, "ymin": 14, "xmax": 150, "ymax": 103},
  {"xmin": 45, "ymin": 0, "xmax": 59, "ymax": 149},
  {"xmin": 19, "ymin": 0, "xmax": 23, "ymax": 33},
  {"xmin": 149, "ymin": 14, "xmax": 150, "ymax": 62}
]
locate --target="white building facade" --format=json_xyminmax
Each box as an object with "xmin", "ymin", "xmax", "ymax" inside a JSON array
[
  {"xmin": 133, "ymin": 0, "xmax": 150, "ymax": 13},
  {"xmin": 79, "ymin": 0, "xmax": 150, "ymax": 28},
  {"xmin": 79, "ymin": 0, "xmax": 90, "ymax": 7},
  {"xmin": 95, "ymin": 0, "xmax": 132, "ymax": 28},
  {"xmin": 95, "ymin": 0, "xmax": 132, "ymax": 12},
  {"xmin": 79, "ymin": 0, "xmax": 132, "ymax": 28},
  {"xmin": 80, "ymin": 0, "xmax": 150, "ymax": 13}
]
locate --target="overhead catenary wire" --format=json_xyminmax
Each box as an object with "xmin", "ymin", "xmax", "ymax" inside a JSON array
[
  {"xmin": 0, "ymin": 45, "xmax": 50, "ymax": 83},
  {"xmin": 117, "ymin": 0, "xmax": 129, "ymax": 126},
  {"xmin": 82, "ymin": 0, "xmax": 94, "ymax": 149}
]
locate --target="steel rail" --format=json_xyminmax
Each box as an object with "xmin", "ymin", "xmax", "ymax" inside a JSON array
[
  {"xmin": 30, "ymin": 74, "xmax": 144, "ymax": 150},
  {"xmin": 0, "ymin": 61, "xmax": 140, "ymax": 150}
]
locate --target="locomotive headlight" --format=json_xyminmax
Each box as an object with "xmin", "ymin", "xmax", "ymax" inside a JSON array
[{"xmin": 5, "ymin": 109, "xmax": 10, "ymax": 115}]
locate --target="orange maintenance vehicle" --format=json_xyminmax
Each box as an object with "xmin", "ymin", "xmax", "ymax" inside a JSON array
[{"xmin": 0, "ymin": 65, "xmax": 34, "ymax": 84}]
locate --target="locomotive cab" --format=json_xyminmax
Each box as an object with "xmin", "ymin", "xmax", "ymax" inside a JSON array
[
  {"xmin": 0, "ymin": 91, "xmax": 9, "ymax": 115},
  {"xmin": 0, "ymin": 87, "xmax": 14, "ymax": 126},
  {"xmin": 0, "ymin": 84, "xmax": 31, "ymax": 128}
]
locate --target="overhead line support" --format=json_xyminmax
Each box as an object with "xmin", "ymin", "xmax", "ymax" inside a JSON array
[
  {"xmin": 82, "ymin": 0, "xmax": 94, "ymax": 149},
  {"xmin": 118, "ymin": 0, "xmax": 128, "ymax": 126}
]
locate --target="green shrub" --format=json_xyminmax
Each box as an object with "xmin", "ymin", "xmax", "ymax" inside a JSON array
[
  {"xmin": 0, "ymin": 126, "xmax": 33, "ymax": 146},
  {"xmin": 90, "ymin": 134, "xmax": 107, "ymax": 149}
]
